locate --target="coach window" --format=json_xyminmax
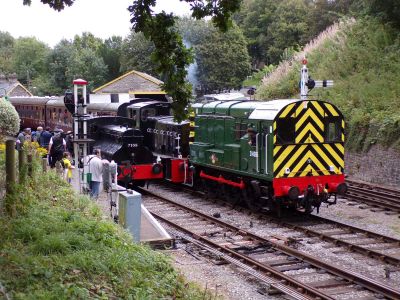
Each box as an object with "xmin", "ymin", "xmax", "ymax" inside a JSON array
[
  {"xmin": 64, "ymin": 109, "xmax": 68, "ymax": 124},
  {"xmin": 276, "ymin": 118, "xmax": 295, "ymax": 144},
  {"xmin": 325, "ymin": 117, "xmax": 341, "ymax": 142}
]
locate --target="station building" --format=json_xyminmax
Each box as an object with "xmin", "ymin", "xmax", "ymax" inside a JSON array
[
  {"xmin": 0, "ymin": 74, "xmax": 32, "ymax": 97},
  {"xmin": 91, "ymin": 70, "xmax": 168, "ymax": 104}
]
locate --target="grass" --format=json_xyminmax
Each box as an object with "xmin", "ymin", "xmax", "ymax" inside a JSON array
[
  {"xmin": 256, "ymin": 17, "xmax": 400, "ymax": 152},
  {"xmin": 0, "ymin": 150, "xmax": 208, "ymax": 299}
]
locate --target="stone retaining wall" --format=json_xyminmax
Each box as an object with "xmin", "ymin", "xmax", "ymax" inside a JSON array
[{"xmin": 345, "ymin": 145, "xmax": 400, "ymax": 188}]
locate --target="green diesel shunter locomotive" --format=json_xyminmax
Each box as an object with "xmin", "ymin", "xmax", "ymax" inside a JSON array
[{"xmin": 190, "ymin": 63, "xmax": 347, "ymax": 214}]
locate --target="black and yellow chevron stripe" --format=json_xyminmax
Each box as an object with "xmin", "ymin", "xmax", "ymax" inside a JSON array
[
  {"xmin": 189, "ymin": 111, "xmax": 195, "ymax": 144},
  {"xmin": 273, "ymin": 101, "xmax": 344, "ymax": 178}
]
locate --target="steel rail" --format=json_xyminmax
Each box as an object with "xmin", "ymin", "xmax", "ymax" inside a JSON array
[
  {"xmin": 281, "ymin": 219, "xmax": 400, "ymax": 267},
  {"xmin": 346, "ymin": 179, "xmax": 400, "ymax": 196},
  {"xmin": 139, "ymin": 188, "xmax": 400, "ymax": 299},
  {"xmin": 345, "ymin": 190, "xmax": 400, "ymax": 212},
  {"xmin": 167, "ymin": 227, "xmax": 327, "ymax": 300},
  {"xmin": 160, "ymin": 182, "xmax": 400, "ymax": 266},
  {"xmin": 349, "ymin": 186, "xmax": 400, "ymax": 201}
]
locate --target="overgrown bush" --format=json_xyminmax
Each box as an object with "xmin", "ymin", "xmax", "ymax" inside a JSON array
[
  {"xmin": 0, "ymin": 98, "xmax": 20, "ymax": 141},
  {"xmin": 0, "ymin": 157, "xmax": 206, "ymax": 299}
]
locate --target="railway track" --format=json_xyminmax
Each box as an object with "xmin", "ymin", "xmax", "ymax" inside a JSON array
[
  {"xmin": 155, "ymin": 182, "xmax": 400, "ymax": 269},
  {"xmin": 138, "ymin": 186, "xmax": 400, "ymax": 299},
  {"xmin": 345, "ymin": 179, "xmax": 400, "ymax": 214}
]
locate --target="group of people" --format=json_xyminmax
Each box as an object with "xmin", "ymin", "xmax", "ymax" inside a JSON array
[
  {"xmin": 16, "ymin": 126, "xmax": 53, "ymax": 150},
  {"xmin": 16, "ymin": 127, "xmax": 75, "ymax": 182},
  {"xmin": 16, "ymin": 126, "xmax": 105, "ymax": 199}
]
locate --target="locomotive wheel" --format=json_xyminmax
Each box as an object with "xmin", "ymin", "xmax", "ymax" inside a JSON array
[
  {"xmin": 242, "ymin": 186, "xmax": 264, "ymax": 212},
  {"xmin": 220, "ymin": 185, "xmax": 241, "ymax": 206},
  {"xmin": 203, "ymin": 179, "xmax": 217, "ymax": 199}
]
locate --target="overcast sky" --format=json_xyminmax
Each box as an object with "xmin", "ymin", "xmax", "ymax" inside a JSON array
[{"xmin": 0, "ymin": 0, "xmax": 191, "ymax": 47}]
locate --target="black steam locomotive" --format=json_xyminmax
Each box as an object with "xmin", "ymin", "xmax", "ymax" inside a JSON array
[{"xmin": 84, "ymin": 99, "xmax": 191, "ymax": 186}]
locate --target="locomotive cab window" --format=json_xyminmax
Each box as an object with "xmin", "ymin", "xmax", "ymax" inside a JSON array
[
  {"xmin": 325, "ymin": 117, "xmax": 341, "ymax": 142},
  {"xmin": 141, "ymin": 108, "xmax": 155, "ymax": 122},
  {"xmin": 235, "ymin": 122, "xmax": 249, "ymax": 141},
  {"xmin": 276, "ymin": 118, "xmax": 295, "ymax": 144},
  {"xmin": 129, "ymin": 109, "xmax": 138, "ymax": 126}
]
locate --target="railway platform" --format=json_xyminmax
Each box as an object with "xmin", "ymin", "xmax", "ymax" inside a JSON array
[{"xmin": 69, "ymin": 167, "xmax": 173, "ymax": 247}]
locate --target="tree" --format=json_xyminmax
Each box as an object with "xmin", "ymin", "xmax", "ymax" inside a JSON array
[
  {"xmin": 266, "ymin": 0, "xmax": 309, "ymax": 64},
  {"xmin": 178, "ymin": 19, "xmax": 251, "ymax": 94},
  {"xmin": 120, "ymin": 32, "xmax": 158, "ymax": 76},
  {"xmin": 236, "ymin": 0, "xmax": 357, "ymax": 67},
  {"xmin": 234, "ymin": 0, "xmax": 278, "ymax": 68},
  {"xmin": 0, "ymin": 32, "xmax": 15, "ymax": 75},
  {"xmin": 362, "ymin": 0, "xmax": 400, "ymax": 28},
  {"xmin": 73, "ymin": 32, "xmax": 103, "ymax": 53},
  {"xmin": 23, "ymin": 0, "xmax": 75, "ymax": 11},
  {"xmin": 99, "ymin": 36, "xmax": 123, "ymax": 82},
  {"xmin": 66, "ymin": 47, "xmax": 108, "ymax": 91},
  {"xmin": 12, "ymin": 37, "xmax": 50, "ymax": 87},
  {"xmin": 48, "ymin": 39, "xmax": 75, "ymax": 93}
]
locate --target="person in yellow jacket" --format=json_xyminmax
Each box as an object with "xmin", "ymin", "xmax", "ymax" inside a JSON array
[{"xmin": 62, "ymin": 152, "xmax": 75, "ymax": 184}]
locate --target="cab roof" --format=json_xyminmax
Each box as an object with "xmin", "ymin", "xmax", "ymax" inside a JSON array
[{"xmin": 248, "ymin": 99, "xmax": 299, "ymax": 121}]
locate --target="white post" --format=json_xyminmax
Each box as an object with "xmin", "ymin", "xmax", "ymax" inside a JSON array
[
  {"xmin": 300, "ymin": 58, "xmax": 308, "ymax": 101},
  {"xmin": 73, "ymin": 79, "xmax": 89, "ymax": 193}
]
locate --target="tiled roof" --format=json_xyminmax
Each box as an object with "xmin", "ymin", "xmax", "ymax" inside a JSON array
[
  {"xmin": 93, "ymin": 70, "xmax": 165, "ymax": 94},
  {"xmin": 0, "ymin": 75, "xmax": 32, "ymax": 97}
]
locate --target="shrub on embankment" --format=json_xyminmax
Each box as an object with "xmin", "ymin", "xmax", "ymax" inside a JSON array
[
  {"xmin": 0, "ymin": 150, "xmax": 205, "ymax": 299},
  {"xmin": 257, "ymin": 18, "xmax": 400, "ymax": 152}
]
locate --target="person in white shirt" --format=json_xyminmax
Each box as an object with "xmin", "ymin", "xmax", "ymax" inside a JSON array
[{"xmin": 87, "ymin": 149, "xmax": 104, "ymax": 199}]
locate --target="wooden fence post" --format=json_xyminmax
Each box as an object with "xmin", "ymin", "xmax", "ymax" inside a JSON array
[
  {"xmin": 18, "ymin": 149, "xmax": 25, "ymax": 183},
  {"xmin": 5, "ymin": 140, "xmax": 16, "ymax": 195},
  {"xmin": 42, "ymin": 158, "xmax": 47, "ymax": 172},
  {"xmin": 27, "ymin": 154, "xmax": 33, "ymax": 178}
]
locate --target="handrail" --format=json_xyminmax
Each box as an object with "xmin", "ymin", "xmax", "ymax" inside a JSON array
[{"xmin": 265, "ymin": 133, "xmax": 270, "ymax": 175}]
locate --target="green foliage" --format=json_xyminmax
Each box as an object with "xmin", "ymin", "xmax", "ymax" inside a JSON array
[
  {"xmin": 12, "ymin": 37, "xmax": 50, "ymax": 87},
  {"xmin": 0, "ymin": 99, "xmax": 20, "ymax": 140},
  {"xmin": 362, "ymin": 0, "xmax": 400, "ymax": 28},
  {"xmin": 235, "ymin": 0, "xmax": 358, "ymax": 67},
  {"xmin": 177, "ymin": 18, "xmax": 251, "ymax": 94},
  {"xmin": 128, "ymin": 0, "xmax": 242, "ymax": 122},
  {"xmin": 47, "ymin": 39, "xmax": 75, "ymax": 94},
  {"xmin": 0, "ymin": 157, "xmax": 206, "ymax": 299},
  {"xmin": 266, "ymin": 0, "xmax": 309, "ymax": 64},
  {"xmin": 120, "ymin": 31, "xmax": 158, "ymax": 76},
  {"xmin": 258, "ymin": 18, "xmax": 400, "ymax": 152},
  {"xmin": 66, "ymin": 47, "xmax": 108, "ymax": 91},
  {"xmin": 243, "ymin": 64, "xmax": 276, "ymax": 87},
  {"xmin": 0, "ymin": 31, "xmax": 15, "ymax": 75},
  {"xmin": 22, "ymin": 0, "xmax": 75, "ymax": 11},
  {"xmin": 99, "ymin": 36, "xmax": 123, "ymax": 82}
]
